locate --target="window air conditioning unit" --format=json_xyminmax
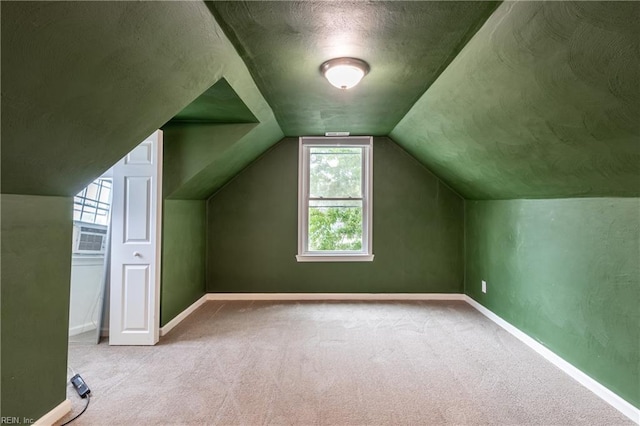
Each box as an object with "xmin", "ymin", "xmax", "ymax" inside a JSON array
[{"xmin": 72, "ymin": 222, "xmax": 108, "ymax": 254}]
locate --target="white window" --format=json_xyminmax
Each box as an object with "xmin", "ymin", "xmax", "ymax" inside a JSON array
[
  {"xmin": 73, "ymin": 178, "xmax": 112, "ymax": 226},
  {"xmin": 72, "ymin": 177, "xmax": 112, "ymax": 255},
  {"xmin": 297, "ymin": 136, "xmax": 374, "ymax": 262}
]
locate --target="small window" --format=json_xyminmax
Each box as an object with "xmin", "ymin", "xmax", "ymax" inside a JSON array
[
  {"xmin": 72, "ymin": 177, "xmax": 112, "ymax": 254},
  {"xmin": 297, "ymin": 136, "xmax": 374, "ymax": 262},
  {"xmin": 73, "ymin": 178, "xmax": 112, "ymax": 226}
]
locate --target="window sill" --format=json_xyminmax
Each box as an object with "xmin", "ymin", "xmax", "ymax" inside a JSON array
[{"xmin": 296, "ymin": 254, "xmax": 374, "ymax": 263}]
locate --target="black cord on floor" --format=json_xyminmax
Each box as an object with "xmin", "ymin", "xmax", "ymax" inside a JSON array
[{"xmin": 61, "ymin": 395, "xmax": 90, "ymax": 426}]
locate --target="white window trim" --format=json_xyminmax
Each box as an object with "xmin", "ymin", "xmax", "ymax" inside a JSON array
[{"xmin": 296, "ymin": 136, "xmax": 374, "ymax": 262}]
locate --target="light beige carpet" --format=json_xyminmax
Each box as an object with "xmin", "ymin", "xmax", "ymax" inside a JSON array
[{"xmin": 60, "ymin": 300, "xmax": 633, "ymax": 425}]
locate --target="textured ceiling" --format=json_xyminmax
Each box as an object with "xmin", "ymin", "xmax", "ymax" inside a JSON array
[
  {"xmin": 209, "ymin": 1, "xmax": 500, "ymax": 137},
  {"xmin": 391, "ymin": 1, "xmax": 640, "ymax": 198},
  {"xmin": 212, "ymin": 0, "xmax": 639, "ymax": 199},
  {"xmin": 167, "ymin": 78, "xmax": 258, "ymax": 125},
  {"xmin": 2, "ymin": 2, "xmax": 282, "ymax": 198},
  {"xmin": 3, "ymin": 1, "xmax": 638, "ymax": 200},
  {"xmin": 1, "ymin": 1, "xmax": 231, "ymax": 196}
]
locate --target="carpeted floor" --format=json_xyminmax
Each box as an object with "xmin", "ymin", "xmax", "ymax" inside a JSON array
[{"xmin": 60, "ymin": 300, "xmax": 632, "ymax": 425}]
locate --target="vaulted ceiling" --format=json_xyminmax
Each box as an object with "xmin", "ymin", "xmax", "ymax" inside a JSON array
[
  {"xmin": 1, "ymin": 1, "xmax": 283, "ymax": 198},
  {"xmin": 2, "ymin": 1, "xmax": 639, "ymax": 200},
  {"xmin": 391, "ymin": 1, "xmax": 640, "ymax": 198},
  {"xmin": 208, "ymin": 1, "xmax": 500, "ymax": 136},
  {"xmin": 210, "ymin": 0, "xmax": 640, "ymax": 199}
]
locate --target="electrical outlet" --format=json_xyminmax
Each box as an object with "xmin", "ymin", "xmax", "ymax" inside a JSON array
[{"xmin": 482, "ymin": 280, "xmax": 487, "ymax": 293}]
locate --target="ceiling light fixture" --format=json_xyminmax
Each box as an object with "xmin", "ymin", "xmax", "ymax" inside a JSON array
[{"xmin": 320, "ymin": 57, "xmax": 370, "ymax": 90}]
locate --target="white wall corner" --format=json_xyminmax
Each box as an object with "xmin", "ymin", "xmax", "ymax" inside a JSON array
[
  {"xmin": 463, "ymin": 295, "xmax": 640, "ymax": 424},
  {"xmin": 159, "ymin": 294, "xmax": 208, "ymax": 337},
  {"xmin": 33, "ymin": 399, "xmax": 71, "ymax": 426}
]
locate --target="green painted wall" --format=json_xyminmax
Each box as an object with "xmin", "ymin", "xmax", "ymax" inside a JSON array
[
  {"xmin": 1, "ymin": 195, "xmax": 73, "ymax": 420},
  {"xmin": 207, "ymin": 137, "xmax": 464, "ymax": 292},
  {"xmin": 167, "ymin": 117, "xmax": 283, "ymax": 200},
  {"xmin": 163, "ymin": 123, "xmax": 257, "ymax": 199},
  {"xmin": 161, "ymin": 74, "xmax": 284, "ymax": 200},
  {"xmin": 465, "ymin": 198, "xmax": 640, "ymax": 408},
  {"xmin": 161, "ymin": 200, "xmax": 207, "ymax": 327},
  {"xmin": 391, "ymin": 1, "xmax": 640, "ymax": 199}
]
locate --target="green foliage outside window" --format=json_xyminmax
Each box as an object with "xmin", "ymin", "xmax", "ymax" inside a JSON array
[
  {"xmin": 308, "ymin": 147, "xmax": 364, "ymax": 251},
  {"xmin": 309, "ymin": 207, "xmax": 363, "ymax": 251}
]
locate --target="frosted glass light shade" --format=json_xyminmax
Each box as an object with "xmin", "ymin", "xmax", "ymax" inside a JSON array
[{"xmin": 321, "ymin": 58, "xmax": 370, "ymax": 90}]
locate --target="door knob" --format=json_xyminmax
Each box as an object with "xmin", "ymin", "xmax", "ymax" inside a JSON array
[{"xmin": 133, "ymin": 251, "xmax": 142, "ymax": 257}]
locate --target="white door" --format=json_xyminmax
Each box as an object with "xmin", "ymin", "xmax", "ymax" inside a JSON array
[{"xmin": 109, "ymin": 131, "xmax": 163, "ymax": 345}]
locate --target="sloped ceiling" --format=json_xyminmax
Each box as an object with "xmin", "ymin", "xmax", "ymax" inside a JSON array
[
  {"xmin": 161, "ymin": 78, "xmax": 283, "ymax": 200},
  {"xmin": 211, "ymin": 1, "xmax": 639, "ymax": 199},
  {"xmin": 2, "ymin": 1, "xmax": 638, "ymax": 200},
  {"xmin": 1, "ymin": 1, "xmax": 282, "ymax": 198},
  {"xmin": 391, "ymin": 1, "xmax": 640, "ymax": 199},
  {"xmin": 209, "ymin": 1, "xmax": 500, "ymax": 136},
  {"xmin": 166, "ymin": 78, "xmax": 258, "ymax": 125}
]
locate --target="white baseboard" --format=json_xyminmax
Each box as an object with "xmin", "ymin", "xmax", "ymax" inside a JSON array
[
  {"xmin": 159, "ymin": 294, "xmax": 208, "ymax": 337},
  {"xmin": 206, "ymin": 292, "xmax": 466, "ymax": 301},
  {"xmin": 158, "ymin": 293, "xmax": 463, "ymax": 338},
  {"xmin": 463, "ymin": 295, "xmax": 640, "ymax": 424},
  {"xmin": 33, "ymin": 399, "xmax": 71, "ymax": 426},
  {"xmin": 68, "ymin": 322, "xmax": 97, "ymax": 337}
]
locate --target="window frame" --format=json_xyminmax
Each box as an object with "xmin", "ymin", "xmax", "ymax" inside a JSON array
[
  {"xmin": 296, "ymin": 136, "xmax": 374, "ymax": 262},
  {"xmin": 73, "ymin": 177, "xmax": 112, "ymax": 226}
]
